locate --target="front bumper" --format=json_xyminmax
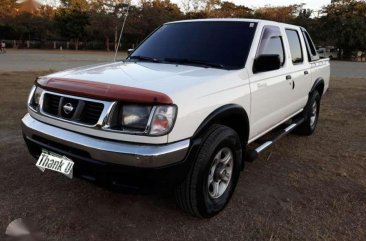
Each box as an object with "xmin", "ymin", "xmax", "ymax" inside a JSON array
[{"xmin": 21, "ymin": 114, "xmax": 190, "ymax": 168}]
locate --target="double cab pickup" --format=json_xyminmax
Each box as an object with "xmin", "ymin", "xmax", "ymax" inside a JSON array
[{"xmin": 22, "ymin": 19, "xmax": 330, "ymax": 217}]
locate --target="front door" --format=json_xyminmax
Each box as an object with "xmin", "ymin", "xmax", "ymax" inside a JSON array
[{"xmin": 248, "ymin": 25, "xmax": 295, "ymax": 140}]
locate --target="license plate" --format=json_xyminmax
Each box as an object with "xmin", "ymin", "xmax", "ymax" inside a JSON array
[{"xmin": 36, "ymin": 149, "xmax": 74, "ymax": 178}]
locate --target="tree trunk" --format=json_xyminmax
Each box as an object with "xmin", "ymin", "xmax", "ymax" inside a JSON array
[
  {"xmin": 75, "ymin": 38, "xmax": 79, "ymax": 50},
  {"xmin": 114, "ymin": 26, "xmax": 118, "ymax": 51},
  {"xmin": 338, "ymin": 48, "xmax": 342, "ymax": 59},
  {"xmin": 343, "ymin": 47, "xmax": 352, "ymax": 60},
  {"xmin": 105, "ymin": 36, "xmax": 110, "ymax": 52}
]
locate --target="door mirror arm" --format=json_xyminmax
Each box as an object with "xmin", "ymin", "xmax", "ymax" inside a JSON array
[{"xmin": 127, "ymin": 48, "xmax": 134, "ymax": 56}]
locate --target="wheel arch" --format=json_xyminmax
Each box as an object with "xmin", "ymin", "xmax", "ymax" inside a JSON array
[
  {"xmin": 193, "ymin": 104, "xmax": 250, "ymax": 151},
  {"xmin": 311, "ymin": 77, "xmax": 325, "ymax": 96}
]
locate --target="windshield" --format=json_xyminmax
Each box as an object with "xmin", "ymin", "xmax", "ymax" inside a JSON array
[{"xmin": 129, "ymin": 21, "xmax": 257, "ymax": 70}]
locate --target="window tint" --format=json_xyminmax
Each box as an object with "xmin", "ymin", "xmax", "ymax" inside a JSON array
[
  {"xmin": 257, "ymin": 26, "xmax": 285, "ymax": 65},
  {"xmin": 130, "ymin": 21, "xmax": 257, "ymax": 70},
  {"xmin": 303, "ymin": 31, "xmax": 316, "ymax": 55},
  {"xmin": 286, "ymin": 29, "xmax": 303, "ymax": 64},
  {"xmin": 302, "ymin": 30, "xmax": 319, "ymax": 61}
]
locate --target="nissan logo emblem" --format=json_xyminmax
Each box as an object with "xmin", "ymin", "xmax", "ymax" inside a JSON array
[{"xmin": 63, "ymin": 103, "xmax": 74, "ymax": 114}]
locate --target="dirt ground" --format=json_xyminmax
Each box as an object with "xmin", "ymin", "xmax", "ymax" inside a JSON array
[
  {"xmin": 0, "ymin": 50, "xmax": 127, "ymax": 71},
  {"xmin": 0, "ymin": 71, "xmax": 365, "ymax": 241}
]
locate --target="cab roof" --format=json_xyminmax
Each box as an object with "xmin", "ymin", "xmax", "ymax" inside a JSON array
[{"xmin": 167, "ymin": 18, "xmax": 301, "ymax": 30}]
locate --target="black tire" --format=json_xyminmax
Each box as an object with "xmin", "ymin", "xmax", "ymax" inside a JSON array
[
  {"xmin": 295, "ymin": 91, "xmax": 321, "ymax": 135},
  {"xmin": 175, "ymin": 124, "xmax": 242, "ymax": 218}
]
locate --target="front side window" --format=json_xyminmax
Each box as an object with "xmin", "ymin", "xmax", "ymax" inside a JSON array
[
  {"xmin": 256, "ymin": 26, "xmax": 285, "ymax": 66},
  {"xmin": 130, "ymin": 21, "xmax": 257, "ymax": 70},
  {"xmin": 285, "ymin": 29, "xmax": 303, "ymax": 64}
]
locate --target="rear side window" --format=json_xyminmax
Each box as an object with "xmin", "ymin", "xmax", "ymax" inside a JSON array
[
  {"xmin": 256, "ymin": 26, "xmax": 285, "ymax": 66},
  {"xmin": 285, "ymin": 29, "xmax": 303, "ymax": 64}
]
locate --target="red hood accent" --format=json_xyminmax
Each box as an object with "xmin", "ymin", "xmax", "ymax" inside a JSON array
[{"xmin": 36, "ymin": 78, "xmax": 173, "ymax": 104}]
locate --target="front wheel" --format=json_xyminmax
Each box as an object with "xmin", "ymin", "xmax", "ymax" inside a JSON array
[
  {"xmin": 175, "ymin": 125, "xmax": 242, "ymax": 218},
  {"xmin": 295, "ymin": 91, "xmax": 320, "ymax": 135}
]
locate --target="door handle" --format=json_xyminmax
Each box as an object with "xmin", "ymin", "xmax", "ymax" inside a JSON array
[
  {"xmin": 286, "ymin": 75, "xmax": 292, "ymax": 80},
  {"xmin": 304, "ymin": 70, "xmax": 309, "ymax": 75}
]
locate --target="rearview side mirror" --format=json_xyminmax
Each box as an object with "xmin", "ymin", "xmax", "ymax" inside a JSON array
[
  {"xmin": 127, "ymin": 48, "xmax": 134, "ymax": 56},
  {"xmin": 253, "ymin": 54, "xmax": 281, "ymax": 73}
]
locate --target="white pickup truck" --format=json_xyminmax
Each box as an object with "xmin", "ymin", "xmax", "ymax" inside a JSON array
[{"xmin": 22, "ymin": 19, "xmax": 329, "ymax": 218}]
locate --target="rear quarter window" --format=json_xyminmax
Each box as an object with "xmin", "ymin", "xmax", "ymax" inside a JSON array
[{"xmin": 302, "ymin": 30, "xmax": 320, "ymax": 62}]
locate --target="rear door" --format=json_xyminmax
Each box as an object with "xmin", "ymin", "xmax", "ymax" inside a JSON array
[{"xmin": 283, "ymin": 28, "xmax": 312, "ymax": 113}]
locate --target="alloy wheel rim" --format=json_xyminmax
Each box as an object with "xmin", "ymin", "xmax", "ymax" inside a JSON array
[{"xmin": 207, "ymin": 147, "xmax": 233, "ymax": 199}]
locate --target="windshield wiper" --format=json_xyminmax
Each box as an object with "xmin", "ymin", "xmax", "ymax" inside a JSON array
[
  {"xmin": 129, "ymin": 55, "xmax": 162, "ymax": 63},
  {"xmin": 164, "ymin": 58, "xmax": 225, "ymax": 69}
]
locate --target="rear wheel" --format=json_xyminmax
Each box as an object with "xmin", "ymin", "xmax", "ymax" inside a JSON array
[
  {"xmin": 295, "ymin": 91, "xmax": 320, "ymax": 135},
  {"xmin": 175, "ymin": 125, "xmax": 242, "ymax": 218}
]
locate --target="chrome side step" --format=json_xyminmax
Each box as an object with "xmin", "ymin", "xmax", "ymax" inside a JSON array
[{"xmin": 245, "ymin": 117, "xmax": 304, "ymax": 162}]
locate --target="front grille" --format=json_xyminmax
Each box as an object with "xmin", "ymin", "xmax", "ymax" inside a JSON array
[
  {"xmin": 80, "ymin": 102, "xmax": 105, "ymax": 125},
  {"xmin": 42, "ymin": 93, "xmax": 104, "ymax": 125},
  {"xmin": 43, "ymin": 94, "xmax": 61, "ymax": 115}
]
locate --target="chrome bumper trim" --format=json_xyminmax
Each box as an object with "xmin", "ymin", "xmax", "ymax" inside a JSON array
[{"xmin": 22, "ymin": 114, "xmax": 190, "ymax": 168}]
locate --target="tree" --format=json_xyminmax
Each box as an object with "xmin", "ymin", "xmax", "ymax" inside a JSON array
[
  {"xmin": 128, "ymin": 0, "xmax": 182, "ymax": 41},
  {"xmin": 89, "ymin": 0, "xmax": 130, "ymax": 51},
  {"xmin": 254, "ymin": 5, "xmax": 300, "ymax": 22},
  {"xmin": 209, "ymin": 1, "xmax": 252, "ymax": 18},
  {"xmin": 0, "ymin": 0, "xmax": 17, "ymax": 17},
  {"xmin": 54, "ymin": 7, "xmax": 89, "ymax": 50},
  {"xmin": 60, "ymin": 0, "xmax": 89, "ymax": 11},
  {"xmin": 88, "ymin": 12, "xmax": 115, "ymax": 51},
  {"xmin": 322, "ymin": 0, "xmax": 366, "ymax": 58}
]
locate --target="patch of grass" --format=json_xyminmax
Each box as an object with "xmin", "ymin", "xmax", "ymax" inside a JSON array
[{"xmin": 0, "ymin": 71, "xmax": 51, "ymax": 131}]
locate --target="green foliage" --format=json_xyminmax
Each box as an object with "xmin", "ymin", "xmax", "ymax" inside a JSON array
[
  {"xmin": 87, "ymin": 12, "xmax": 115, "ymax": 50},
  {"xmin": 54, "ymin": 7, "xmax": 89, "ymax": 47},
  {"xmin": 136, "ymin": 0, "xmax": 183, "ymax": 37},
  {"xmin": 322, "ymin": 0, "xmax": 366, "ymax": 56}
]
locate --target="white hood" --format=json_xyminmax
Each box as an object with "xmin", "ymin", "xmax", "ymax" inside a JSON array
[{"xmin": 45, "ymin": 61, "xmax": 246, "ymax": 104}]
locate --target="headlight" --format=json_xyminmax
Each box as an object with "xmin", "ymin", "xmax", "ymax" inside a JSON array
[
  {"xmin": 28, "ymin": 85, "xmax": 43, "ymax": 111},
  {"xmin": 149, "ymin": 105, "xmax": 177, "ymax": 136},
  {"xmin": 120, "ymin": 105, "xmax": 152, "ymax": 131},
  {"xmin": 110, "ymin": 104, "xmax": 177, "ymax": 135}
]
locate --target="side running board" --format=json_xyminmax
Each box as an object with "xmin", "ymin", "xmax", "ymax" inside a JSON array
[{"xmin": 246, "ymin": 117, "xmax": 304, "ymax": 162}]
